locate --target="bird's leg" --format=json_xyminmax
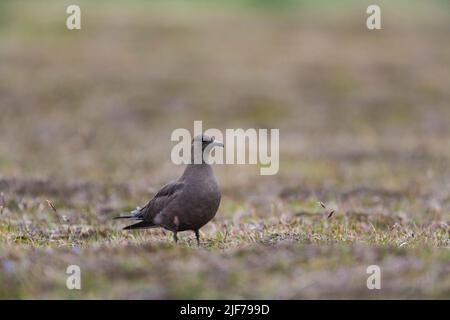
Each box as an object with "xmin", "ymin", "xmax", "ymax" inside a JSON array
[
  {"xmin": 173, "ymin": 232, "xmax": 178, "ymax": 244},
  {"xmin": 194, "ymin": 230, "xmax": 200, "ymax": 245}
]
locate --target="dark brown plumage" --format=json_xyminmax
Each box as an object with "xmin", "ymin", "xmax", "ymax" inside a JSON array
[{"xmin": 115, "ymin": 135, "xmax": 223, "ymax": 244}]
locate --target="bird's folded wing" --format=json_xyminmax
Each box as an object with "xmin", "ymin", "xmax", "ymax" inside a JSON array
[{"xmin": 138, "ymin": 181, "xmax": 185, "ymax": 221}]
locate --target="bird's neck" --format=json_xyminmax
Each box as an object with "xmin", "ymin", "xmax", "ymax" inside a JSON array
[
  {"xmin": 182, "ymin": 162, "xmax": 213, "ymax": 179},
  {"xmin": 190, "ymin": 145, "xmax": 209, "ymax": 164}
]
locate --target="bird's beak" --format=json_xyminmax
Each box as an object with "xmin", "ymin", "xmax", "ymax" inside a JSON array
[{"xmin": 212, "ymin": 140, "xmax": 224, "ymax": 147}]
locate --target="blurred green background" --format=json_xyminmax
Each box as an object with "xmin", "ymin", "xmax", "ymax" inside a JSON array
[{"xmin": 0, "ymin": 0, "xmax": 449, "ymax": 184}]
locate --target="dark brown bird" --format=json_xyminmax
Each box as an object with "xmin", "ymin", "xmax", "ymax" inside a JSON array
[{"xmin": 115, "ymin": 135, "xmax": 223, "ymax": 244}]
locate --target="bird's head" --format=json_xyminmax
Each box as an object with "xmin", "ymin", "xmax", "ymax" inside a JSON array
[
  {"xmin": 191, "ymin": 134, "xmax": 224, "ymax": 164},
  {"xmin": 192, "ymin": 134, "xmax": 224, "ymax": 151}
]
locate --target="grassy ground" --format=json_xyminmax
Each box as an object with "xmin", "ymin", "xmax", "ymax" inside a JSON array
[{"xmin": 0, "ymin": 0, "xmax": 449, "ymax": 298}]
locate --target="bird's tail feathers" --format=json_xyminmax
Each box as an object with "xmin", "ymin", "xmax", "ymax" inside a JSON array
[
  {"xmin": 123, "ymin": 221, "xmax": 157, "ymax": 230},
  {"xmin": 113, "ymin": 215, "xmax": 136, "ymax": 220}
]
